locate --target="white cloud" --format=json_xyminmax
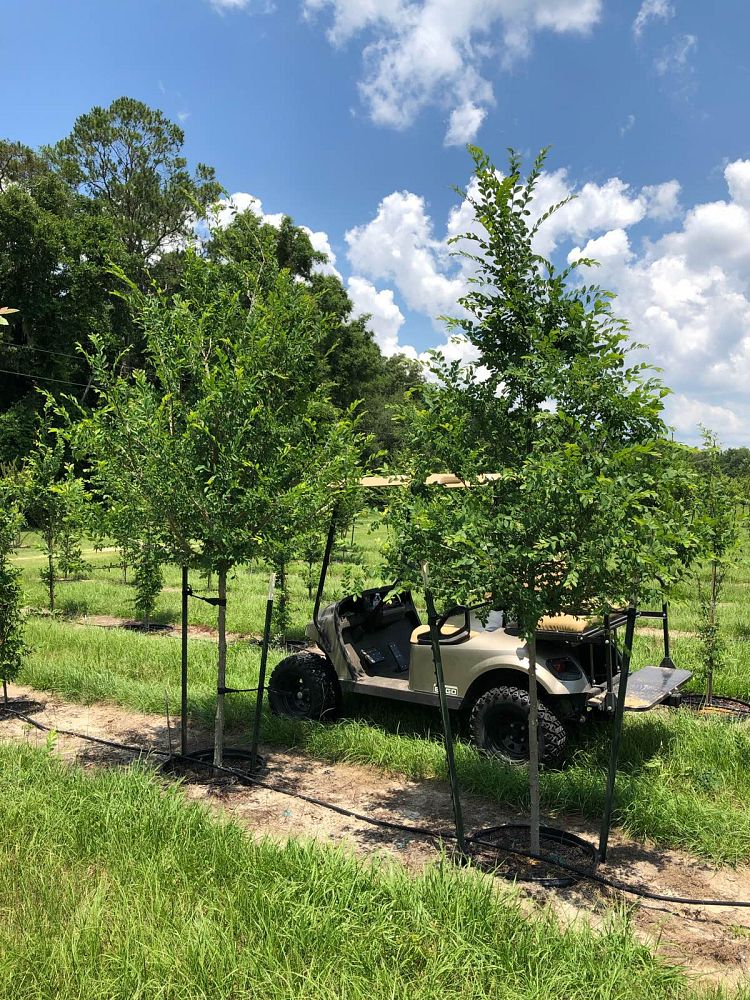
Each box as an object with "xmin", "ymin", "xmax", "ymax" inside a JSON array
[
  {"xmin": 345, "ymin": 190, "xmax": 467, "ymax": 320},
  {"xmin": 725, "ymin": 159, "xmax": 750, "ymax": 209},
  {"xmin": 303, "ymin": 0, "xmax": 600, "ymax": 133},
  {"xmin": 654, "ymin": 32, "xmax": 697, "ymax": 75},
  {"xmin": 209, "ymin": 0, "xmax": 275, "ymax": 11},
  {"xmin": 444, "ymin": 101, "xmax": 486, "ymax": 147},
  {"xmin": 632, "ymin": 0, "xmax": 674, "ymax": 39},
  {"xmin": 619, "ymin": 113, "xmax": 636, "ymax": 136},
  {"xmin": 302, "ymin": 226, "xmax": 343, "ymax": 279},
  {"xmin": 347, "ymin": 159, "xmax": 750, "ymax": 443},
  {"xmin": 347, "ymin": 276, "xmax": 416, "ymax": 357},
  {"xmin": 669, "ymin": 395, "xmax": 743, "ymax": 439}
]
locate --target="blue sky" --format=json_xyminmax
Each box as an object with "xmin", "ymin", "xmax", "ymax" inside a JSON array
[{"xmin": 3, "ymin": 0, "xmax": 750, "ymax": 442}]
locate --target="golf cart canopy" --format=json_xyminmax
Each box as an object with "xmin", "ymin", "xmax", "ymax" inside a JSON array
[{"xmin": 359, "ymin": 473, "xmax": 503, "ymax": 489}]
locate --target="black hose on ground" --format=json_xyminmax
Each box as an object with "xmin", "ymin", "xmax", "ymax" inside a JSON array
[{"xmin": 3, "ymin": 703, "xmax": 750, "ymax": 910}]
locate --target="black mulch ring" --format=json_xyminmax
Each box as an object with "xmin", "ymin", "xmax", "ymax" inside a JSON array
[
  {"xmin": 121, "ymin": 620, "xmax": 173, "ymax": 634},
  {"xmin": 678, "ymin": 693, "xmax": 750, "ymax": 719},
  {"xmin": 161, "ymin": 745, "xmax": 267, "ymax": 785},
  {"xmin": 466, "ymin": 823, "xmax": 598, "ymax": 888},
  {"xmin": 0, "ymin": 698, "xmax": 46, "ymax": 719}
]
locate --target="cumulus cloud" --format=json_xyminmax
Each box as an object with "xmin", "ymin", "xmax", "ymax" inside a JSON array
[
  {"xmin": 632, "ymin": 0, "xmax": 674, "ymax": 39},
  {"xmin": 303, "ymin": 0, "xmax": 600, "ymax": 133},
  {"xmin": 347, "ymin": 276, "xmax": 416, "ymax": 357},
  {"xmin": 444, "ymin": 101, "xmax": 487, "ymax": 147},
  {"xmin": 345, "ymin": 190, "xmax": 467, "ymax": 319},
  {"xmin": 347, "ymin": 161, "xmax": 750, "ymax": 443}
]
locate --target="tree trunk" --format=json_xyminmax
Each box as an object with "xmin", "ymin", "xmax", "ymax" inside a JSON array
[
  {"xmin": 213, "ymin": 566, "xmax": 228, "ymax": 769},
  {"xmin": 47, "ymin": 539, "xmax": 55, "ymax": 613},
  {"xmin": 707, "ymin": 559, "xmax": 717, "ymax": 707},
  {"xmin": 527, "ymin": 629, "xmax": 541, "ymax": 854}
]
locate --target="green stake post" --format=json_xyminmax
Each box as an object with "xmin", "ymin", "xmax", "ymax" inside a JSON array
[
  {"xmin": 181, "ymin": 565, "xmax": 189, "ymax": 756},
  {"xmin": 250, "ymin": 572, "xmax": 276, "ymax": 771},
  {"xmin": 422, "ymin": 566, "xmax": 466, "ymax": 856}
]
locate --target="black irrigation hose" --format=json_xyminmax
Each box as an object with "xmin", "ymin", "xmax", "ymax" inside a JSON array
[{"xmin": 5, "ymin": 704, "xmax": 750, "ymax": 910}]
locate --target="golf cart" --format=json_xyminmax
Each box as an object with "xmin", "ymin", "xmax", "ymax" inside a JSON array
[{"xmin": 268, "ymin": 476, "xmax": 691, "ymax": 765}]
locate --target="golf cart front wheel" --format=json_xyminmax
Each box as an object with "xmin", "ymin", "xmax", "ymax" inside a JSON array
[
  {"xmin": 469, "ymin": 685, "xmax": 567, "ymax": 767},
  {"xmin": 268, "ymin": 652, "xmax": 340, "ymax": 721}
]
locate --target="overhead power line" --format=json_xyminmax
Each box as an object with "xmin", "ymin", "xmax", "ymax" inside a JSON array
[{"xmin": 0, "ymin": 367, "xmax": 89, "ymax": 388}]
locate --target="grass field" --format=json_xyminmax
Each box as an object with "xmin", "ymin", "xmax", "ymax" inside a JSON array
[
  {"xmin": 0, "ymin": 741, "xmax": 734, "ymax": 1000},
  {"xmin": 10, "ymin": 516, "xmax": 750, "ymax": 864}
]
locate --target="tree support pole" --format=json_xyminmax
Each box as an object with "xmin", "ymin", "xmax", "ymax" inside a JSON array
[
  {"xmin": 423, "ymin": 574, "xmax": 466, "ymax": 856},
  {"xmin": 181, "ymin": 565, "xmax": 189, "ymax": 756},
  {"xmin": 598, "ymin": 604, "xmax": 637, "ymax": 862},
  {"xmin": 250, "ymin": 572, "xmax": 276, "ymax": 772},
  {"xmin": 213, "ymin": 567, "xmax": 228, "ymax": 768}
]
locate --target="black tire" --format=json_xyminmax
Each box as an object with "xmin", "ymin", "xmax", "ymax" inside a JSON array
[
  {"xmin": 268, "ymin": 652, "xmax": 340, "ymax": 721},
  {"xmin": 469, "ymin": 685, "xmax": 567, "ymax": 767}
]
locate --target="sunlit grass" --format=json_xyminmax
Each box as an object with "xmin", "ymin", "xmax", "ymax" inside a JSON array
[{"xmin": 0, "ymin": 742, "xmax": 717, "ymax": 1000}]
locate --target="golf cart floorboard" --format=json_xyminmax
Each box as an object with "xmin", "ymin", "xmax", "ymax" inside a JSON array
[
  {"xmin": 589, "ymin": 665, "xmax": 692, "ymax": 712},
  {"xmin": 341, "ymin": 674, "xmax": 462, "ymax": 710}
]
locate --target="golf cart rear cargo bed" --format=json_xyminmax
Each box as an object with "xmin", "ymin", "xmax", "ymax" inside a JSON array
[{"xmin": 589, "ymin": 665, "xmax": 692, "ymax": 711}]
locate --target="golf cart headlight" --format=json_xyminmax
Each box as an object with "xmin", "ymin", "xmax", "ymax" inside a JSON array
[{"xmin": 545, "ymin": 657, "xmax": 582, "ymax": 681}]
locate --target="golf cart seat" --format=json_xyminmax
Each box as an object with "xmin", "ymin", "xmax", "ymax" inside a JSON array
[
  {"xmin": 537, "ymin": 614, "xmax": 594, "ymax": 634},
  {"xmin": 411, "ymin": 624, "xmax": 472, "ymax": 646}
]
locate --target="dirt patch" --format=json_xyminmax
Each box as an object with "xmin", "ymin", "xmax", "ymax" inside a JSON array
[
  {"xmin": 3, "ymin": 681, "xmax": 750, "ymax": 987},
  {"xmin": 638, "ymin": 626, "xmax": 697, "ymax": 639},
  {"xmin": 76, "ymin": 613, "xmax": 252, "ymax": 644}
]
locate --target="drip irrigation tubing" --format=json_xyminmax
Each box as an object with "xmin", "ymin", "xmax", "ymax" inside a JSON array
[{"xmin": 4, "ymin": 703, "xmax": 750, "ymax": 909}]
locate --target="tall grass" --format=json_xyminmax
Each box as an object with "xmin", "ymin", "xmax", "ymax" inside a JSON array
[{"xmin": 0, "ymin": 742, "xmax": 724, "ymax": 1000}]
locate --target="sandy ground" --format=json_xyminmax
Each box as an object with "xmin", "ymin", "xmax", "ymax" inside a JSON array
[{"xmin": 3, "ymin": 681, "xmax": 750, "ymax": 988}]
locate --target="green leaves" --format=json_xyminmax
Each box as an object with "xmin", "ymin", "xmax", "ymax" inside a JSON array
[{"xmin": 387, "ymin": 146, "xmax": 704, "ymax": 631}]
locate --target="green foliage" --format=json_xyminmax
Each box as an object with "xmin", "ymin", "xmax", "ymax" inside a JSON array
[
  {"xmin": 132, "ymin": 539, "xmax": 163, "ymax": 626},
  {"xmin": 69, "ymin": 253, "xmax": 362, "ymax": 573},
  {"xmin": 693, "ymin": 429, "xmax": 741, "ymax": 701},
  {"xmin": 386, "ymin": 147, "xmax": 703, "ymax": 627},
  {"xmin": 0, "ymin": 478, "xmax": 25, "ymax": 691},
  {"xmin": 47, "ymin": 96, "xmax": 222, "ymax": 265}
]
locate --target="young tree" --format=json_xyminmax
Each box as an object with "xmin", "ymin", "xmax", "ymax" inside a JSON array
[
  {"xmin": 24, "ymin": 431, "xmax": 66, "ymax": 612},
  {"xmin": 694, "ymin": 429, "xmax": 740, "ymax": 706},
  {"xmin": 68, "ymin": 253, "xmax": 362, "ymax": 766},
  {"xmin": 385, "ymin": 148, "xmax": 702, "ymax": 851},
  {"xmin": 0, "ymin": 477, "xmax": 25, "ymax": 703}
]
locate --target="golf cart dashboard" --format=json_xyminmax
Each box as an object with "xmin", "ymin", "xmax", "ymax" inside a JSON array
[{"xmin": 337, "ymin": 587, "xmax": 420, "ymax": 678}]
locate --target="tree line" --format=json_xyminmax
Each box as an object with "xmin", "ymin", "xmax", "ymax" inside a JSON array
[{"xmin": 0, "ymin": 96, "xmax": 423, "ymax": 465}]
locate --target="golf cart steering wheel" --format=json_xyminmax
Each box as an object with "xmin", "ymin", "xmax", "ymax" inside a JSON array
[{"xmin": 364, "ymin": 582, "xmax": 400, "ymax": 628}]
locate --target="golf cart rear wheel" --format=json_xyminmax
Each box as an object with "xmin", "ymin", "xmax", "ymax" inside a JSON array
[
  {"xmin": 469, "ymin": 685, "xmax": 567, "ymax": 767},
  {"xmin": 268, "ymin": 652, "xmax": 340, "ymax": 722}
]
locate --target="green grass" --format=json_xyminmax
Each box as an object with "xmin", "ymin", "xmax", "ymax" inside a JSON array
[
  {"xmin": 11, "ymin": 517, "xmax": 750, "ymax": 865},
  {"xmin": 18, "ymin": 615, "xmax": 750, "ymax": 864},
  {"xmin": 0, "ymin": 741, "xmax": 733, "ymax": 1000}
]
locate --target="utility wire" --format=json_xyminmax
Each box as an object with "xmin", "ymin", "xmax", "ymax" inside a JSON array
[
  {"xmin": 5, "ymin": 703, "xmax": 750, "ymax": 910},
  {"xmin": 0, "ymin": 367, "xmax": 88, "ymax": 388},
  {"xmin": 2, "ymin": 343, "xmax": 85, "ymax": 361}
]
